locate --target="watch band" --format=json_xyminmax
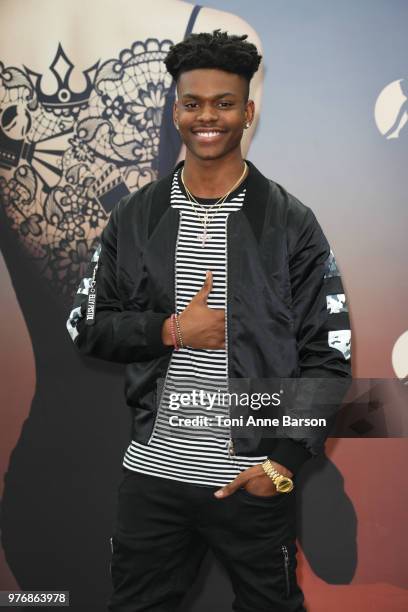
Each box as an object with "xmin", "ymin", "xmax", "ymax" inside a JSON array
[{"xmin": 262, "ymin": 459, "xmax": 294, "ymax": 493}]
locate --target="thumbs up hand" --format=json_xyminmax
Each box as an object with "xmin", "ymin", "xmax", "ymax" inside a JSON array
[{"xmin": 162, "ymin": 271, "xmax": 226, "ymax": 350}]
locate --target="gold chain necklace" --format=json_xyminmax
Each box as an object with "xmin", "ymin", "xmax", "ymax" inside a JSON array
[{"xmin": 180, "ymin": 162, "xmax": 248, "ymax": 247}]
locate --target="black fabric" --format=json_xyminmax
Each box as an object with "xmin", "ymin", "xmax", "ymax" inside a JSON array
[
  {"xmin": 267, "ymin": 438, "xmax": 313, "ymax": 475},
  {"xmin": 70, "ymin": 159, "xmax": 351, "ymax": 468},
  {"xmin": 107, "ymin": 469, "xmax": 306, "ymax": 612},
  {"xmin": 149, "ymin": 159, "xmax": 267, "ymax": 243}
]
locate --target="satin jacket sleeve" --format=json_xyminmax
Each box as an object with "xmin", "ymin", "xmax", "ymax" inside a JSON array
[
  {"xmin": 66, "ymin": 195, "xmax": 173, "ymax": 363},
  {"xmin": 269, "ymin": 205, "xmax": 352, "ymax": 474},
  {"xmin": 290, "ymin": 207, "xmax": 351, "ymax": 379}
]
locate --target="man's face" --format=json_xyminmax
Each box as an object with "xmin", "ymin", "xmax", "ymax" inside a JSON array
[{"xmin": 174, "ymin": 68, "xmax": 254, "ymax": 161}]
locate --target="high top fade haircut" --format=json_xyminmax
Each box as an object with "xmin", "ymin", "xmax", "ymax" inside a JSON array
[{"xmin": 164, "ymin": 29, "xmax": 262, "ymax": 101}]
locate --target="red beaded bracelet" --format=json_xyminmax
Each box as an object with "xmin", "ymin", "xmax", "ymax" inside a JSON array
[
  {"xmin": 169, "ymin": 313, "xmax": 179, "ymax": 350},
  {"xmin": 174, "ymin": 313, "xmax": 185, "ymax": 349}
]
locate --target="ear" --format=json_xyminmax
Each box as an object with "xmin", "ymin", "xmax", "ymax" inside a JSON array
[
  {"xmin": 173, "ymin": 89, "xmax": 178, "ymax": 123},
  {"xmin": 173, "ymin": 99, "xmax": 179, "ymax": 128},
  {"xmin": 245, "ymin": 99, "xmax": 255, "ymax": 125}
]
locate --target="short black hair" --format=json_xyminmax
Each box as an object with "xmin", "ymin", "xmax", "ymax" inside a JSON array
[{"xmin": 164, "ymin": 29, "xmax": 262, "ymax": 99}]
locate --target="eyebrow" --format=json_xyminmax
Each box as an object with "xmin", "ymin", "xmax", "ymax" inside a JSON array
[{"xmin": 181, "ymin": 92, "xmax": 236, "ymax": 100}]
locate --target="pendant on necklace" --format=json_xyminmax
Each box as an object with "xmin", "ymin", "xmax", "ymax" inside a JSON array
[{"xmin": 197, "ymin": 229, "xmax": 211, "ymax": 247}]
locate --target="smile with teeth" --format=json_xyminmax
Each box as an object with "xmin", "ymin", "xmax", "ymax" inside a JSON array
[{"xmin": 194, "ymin": 130, "xmax": 224, "ymax": 139}]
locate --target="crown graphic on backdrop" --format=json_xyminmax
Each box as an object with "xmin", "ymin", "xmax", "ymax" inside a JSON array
[{"xmin": 24, "ymin": 44, "xmax": 100, "ymax": 119}]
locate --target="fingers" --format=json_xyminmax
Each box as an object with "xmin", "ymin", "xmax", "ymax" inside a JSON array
[
  {"xmin": 214, "ymin": 474, "xmax": 246, "ymax": 498},
  {"xmin": 214, "ymin": 466, "xmax": 263, "ymax": 499}
]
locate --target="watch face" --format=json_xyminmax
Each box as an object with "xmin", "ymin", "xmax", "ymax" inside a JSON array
[{"xmin": 275, "ymin": 476, "xmax": 294, "ymax": 493}]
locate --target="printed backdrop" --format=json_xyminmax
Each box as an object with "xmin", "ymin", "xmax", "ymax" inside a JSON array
[{"xmin": 0, "ymin": 1, "xmax": 407, "ymax": 610}]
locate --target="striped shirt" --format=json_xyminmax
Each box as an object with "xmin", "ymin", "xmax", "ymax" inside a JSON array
[{"xmin": 122, "ymin": 167, "xmax": 267, "ymax": 486}]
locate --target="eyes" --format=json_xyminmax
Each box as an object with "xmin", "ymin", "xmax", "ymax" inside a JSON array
[{"xmin": 183, "ymin": 101, "xmax": 234, "ymax": 109}]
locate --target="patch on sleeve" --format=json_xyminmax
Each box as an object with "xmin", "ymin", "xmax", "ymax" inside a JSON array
[
  {"xmin": 77, "ymin": 276, "xmax": 92, "ymax": 296},
  {"xmin": 324, "ymin": 250, "xmax": 340, "ymax": 278},
  {"xmin": 66, "ymin": 306, "xmax": 83, "ymax": 342},
  {"xmin": 86, "ymin": 244, "xmax": 101, "ymax": 325},
  {"xmin": 326, "ymin": 293, "xmax": 348, "ymax": 314},
  {"xmin": 328, "ymin": 330, "xmax": 351, "ymax": 360},
  {"xmin": 91, "ymin": 244, "xmax": 101, "ymax": 262}
]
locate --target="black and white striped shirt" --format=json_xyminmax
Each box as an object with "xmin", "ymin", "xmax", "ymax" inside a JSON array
[{"xmin": 122, "ymin": 168, "xmax": 267, "ymax": 486}]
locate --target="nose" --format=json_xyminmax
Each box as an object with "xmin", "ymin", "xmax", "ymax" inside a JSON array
[{"xmin": 197, "ymin": 102, "xmax": 218, "ymax": 123}]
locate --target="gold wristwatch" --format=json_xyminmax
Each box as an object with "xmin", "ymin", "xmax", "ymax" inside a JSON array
[{"xmin": 261, "ymin": 459, "xmax": 294, "ymax": 493}]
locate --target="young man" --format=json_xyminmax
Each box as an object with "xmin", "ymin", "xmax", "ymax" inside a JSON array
[{"xmin": 67, "ymin": 30, "xmax": 351, "ymax": 612}]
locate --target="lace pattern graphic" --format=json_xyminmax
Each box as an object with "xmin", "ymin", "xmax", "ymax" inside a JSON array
[{"xmin": 0, "ymin": 40, "xmax": 174, "ymax": 302}]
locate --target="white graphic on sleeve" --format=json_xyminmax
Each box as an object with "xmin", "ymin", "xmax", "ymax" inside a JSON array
[
  {"xmin": 324, "ymin": 250, "xmax": 340, "ymax": 278},
  {"xmin": 91, "ymin": 244, "xmax": 101, "ymax": 262},
  {"xmin": 77, "ymin": 276, "xmax": 92, "ymax": 295},
  {"xmin": 66, "ymin": 306, "xmax": 82, "ymax": 342},
  {"xmin": 328, "ymin": 330, "xmax": 351, "ymax": 361},
  {"xmin": 67, "ymin": 243, "xmax": 101, "ymax": 340},
  {"xmin": 326, "ymin": 293, "xmax": 347, "ymax": 314}
]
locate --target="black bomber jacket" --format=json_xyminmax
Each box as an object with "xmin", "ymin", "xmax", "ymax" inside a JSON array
[{"xmin": 67, "ymin": 160, "xmax": 352, "ymax": 474}]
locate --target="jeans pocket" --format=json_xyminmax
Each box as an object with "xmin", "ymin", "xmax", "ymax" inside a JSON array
[{"xmin": 238, "ymin": 486, "xmax": 284, "ymax": 502}]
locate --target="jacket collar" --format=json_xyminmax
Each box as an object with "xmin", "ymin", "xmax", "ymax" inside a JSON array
[{"xmin": 150, "ymin": 158, "xmax": 271, "ymax": 244}]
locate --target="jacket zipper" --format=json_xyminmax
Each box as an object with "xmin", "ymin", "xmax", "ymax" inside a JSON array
[
  {"xmin": 147, "ymin": 210, "xmax": 180, "ymax": 445},
  {"xmin": 109, "ymin": 536, "xmax": 113, "ymax": 577},
  {"xmin": 282, "ymin": 544, "xmax": 290, "ymax": 598},
  {"xmin": 226, "ymin": 213, "xmax": 235, "ymax": 457}
]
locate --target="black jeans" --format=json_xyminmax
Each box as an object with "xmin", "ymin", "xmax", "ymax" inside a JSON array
[{"xmin": 107, "ymin": 469, "xmax": 306, "ymax": 612}]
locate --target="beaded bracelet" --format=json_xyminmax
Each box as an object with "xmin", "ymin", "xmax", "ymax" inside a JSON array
[
  {"xmin": 169, "ymin": 313, "xmax": 179, "ymax": 350},
  {"xmin": 174, "ymin": 313, "xmax": 185, "ymax": 349}
]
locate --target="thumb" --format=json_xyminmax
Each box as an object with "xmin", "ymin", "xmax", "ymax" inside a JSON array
[{"xmin": 196, "ymin": 270, "xmax": 213, "ymax": 302}]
